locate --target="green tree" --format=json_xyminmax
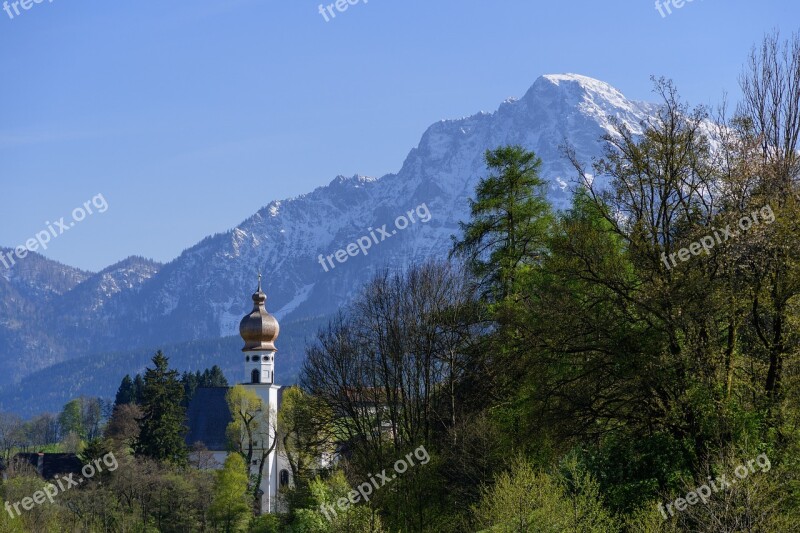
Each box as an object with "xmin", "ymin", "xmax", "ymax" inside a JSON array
[
  {"xmin": 279, "ymin": 386, "xmax": 335, "ymax": 482},
  {"xmin": 474, "ymin": 456, "xmax": 616, "ymax": 532},
  {"xmin": 451, "ymin": 145, "xmax": 553, "ymax": 302},
  {"xmin": 225, "ymin": 385, "xmax": 277, "ymax": 509},
  {"xmin": 290, "ymin": 470, "xmax": 384, "ymax": 533},
  {"xmin": 115, "ymin": 375, "xmax": 136, "ymax": 406},
  {"xmin": 134, "ymin": 351, "xmax": 188, "ymax": 465},
  {"xmin": 59, "ymin": 398, "xmax": 84, "ymax": 440},
  {"xmin": 181, "ymin": 371, "xmax": 200, "ymax": 408},
  {"xmin": 210, "ymin": 454, "xmax": 251, "ymax": 533},
  {"xmin": 133, "ymin": 374, "xmax": 145, "ymax": 404},
  {"xmin": 182, "ymin": 366, "xmax": 230, "ymax": 407},
  {"xmin": 204, "ymin": 365, "xmax": 229, "ymax": 387}
]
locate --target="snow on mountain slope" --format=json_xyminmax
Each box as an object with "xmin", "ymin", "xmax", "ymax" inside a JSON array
[
  {"xmin": 0, "ymin": 74, "xmax": 658, "ymax": 398},
  {"xmin": 112, "ymin": 74, "xmax": 655, "ymax": 343}
]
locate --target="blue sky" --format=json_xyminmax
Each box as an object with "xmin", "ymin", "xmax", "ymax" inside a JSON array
[{"xmin": 0, "ymin": 0, "xmax": 796, "ymax": 271}]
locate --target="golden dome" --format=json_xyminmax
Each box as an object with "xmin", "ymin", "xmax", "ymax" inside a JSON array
[{"xmin": 239, "ymin": 275, "xmax": 280, "ymax": 352}]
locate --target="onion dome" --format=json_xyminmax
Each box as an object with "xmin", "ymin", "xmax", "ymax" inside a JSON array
[{"xmin": 239, "ymin": 274, "xmax": 280, "ymax": 352}]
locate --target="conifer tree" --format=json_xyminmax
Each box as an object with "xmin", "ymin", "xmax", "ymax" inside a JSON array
[
  {"xmin": 114, "ymin": 375, "xmax": 136, "ymax": 407},
  {"xmin": 451, "ymin": 145, "xmax": 553, "ymax": 302},
  {"xmin": 134, "ymin": 351, "xmax": 188, "ymax": 465},
  {"xmin": 133, "ymin": 374, "xmax": 145, "ymax": 404}
]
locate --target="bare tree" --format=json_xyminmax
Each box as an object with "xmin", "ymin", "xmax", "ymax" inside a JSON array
[
  {"xmin": 302, "ymin": 261, "xmax": 478, "ymax": 467},
  {"xmin": 0, "ymin": 411, "xmax": 23, "ymax": 462},
  {"xmin": 737, "ymin": 31, "xmax": 800, "ymax": 404}
]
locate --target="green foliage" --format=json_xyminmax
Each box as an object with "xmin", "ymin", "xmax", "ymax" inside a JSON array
[
  {"xmin": 473, "ymin": 456, "xmax": 616, "ymax": 532},
  {"xmin": 451, "ymin": 145, "xmax": 553, "ymax": 302},
  {"xmin": 279, "ymin": 386, "xmax": 335, "ymax": 484},
  {"xmin": 210, "ymin": 454, "xmax": 252, "ymax": 533},
  {"xmin": 0, "ymin": 495, "xmax": 30, "ymax": 533},
  {"xmin": 249, "ymin": 513, "xmax": 281, "ymax": 533},
  {"xmin": 580, "ymin": 433, "xmax": 690, "ymax": 513},
  {"xmin": 79, "ymin": 437, "xmax": 113, "ymax": 466},
  {"xmin": 115, "ymin": 375, "xmax": 136, "ymax": 407},
  {"xmin": 289, "ymin": 471, "xmax": 383, "ymax": 533},
  {"xmin": 181, "ymin": 365, "xmax": 229, "ymax": 407},
  {"xmin": 58, "ymin": 399, "xmax": 84, "ymax": 439},
  {"xmin": 133, "ymin": 351, "xmax": 188, "ymax": 466},
  {"xmin": 9, "ymin": 34, "xmax": 800, "ymax": 533}
]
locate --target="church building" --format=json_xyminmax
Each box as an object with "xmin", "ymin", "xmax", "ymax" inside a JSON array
[{"xmin": 185, "ymin": 276, "xmax": 292, "ymax": 514}]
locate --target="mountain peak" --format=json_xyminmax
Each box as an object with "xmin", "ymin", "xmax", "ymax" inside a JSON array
[
  {"xmin": 0, "ymin": 72, "xmax": 661, "ymax": 413},
  {"xmin": 529, "ymin": 73, "xmax": 629, "ymax": 106}
]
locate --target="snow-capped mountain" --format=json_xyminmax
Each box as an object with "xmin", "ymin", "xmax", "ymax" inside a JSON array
[{"xmin": 0, "ymin": 74, "xmax": 657, "ymax": 411}]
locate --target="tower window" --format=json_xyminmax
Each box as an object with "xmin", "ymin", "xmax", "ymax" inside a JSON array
[
  {"xmin": 280, "ymin": 469, "xmax": 290, "ymax": 487},
  {"xmin": 263, "ymin": 355, "xmax": 269, "ymax": 362},
  {"xmin": 251, "ymin": 369, "xmax": 260, "ymax": 383}
]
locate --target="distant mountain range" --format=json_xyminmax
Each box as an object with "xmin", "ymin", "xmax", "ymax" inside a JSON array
[{"xmin": 0, "ymin": 74, "xmax": 655, "ymax": 416}]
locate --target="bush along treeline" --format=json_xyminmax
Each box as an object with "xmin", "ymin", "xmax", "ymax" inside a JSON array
[{"xmin": 2, "ymin": 32, "xmax": 800, "ymax": 532}]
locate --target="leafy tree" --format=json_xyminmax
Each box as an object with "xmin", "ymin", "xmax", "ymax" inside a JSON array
[
  {"xmin": 81, "ymin": 397, "xmax": 103, "ymax": 441},
  {"xmin": 210, "ymin": 454, "xmax": 251, "ymax": 533},
  {"xmin": 133, "ymin": 351, "xmax": 188, "ymax": 465},
  {"xmin": 59, "ymin": 399, "xmax": 84, "ymax": 440},
  {"xmin": 290, "ymin": 470, "xmax": 384, "ymax": 533},
  {"xmin": 249, "ymin": 513, "xmax": 281, "ymax": 533},
  {"xmin": 279, "ymin": 386, "xmax": 335, "ymax": 482},
  {"xmin": 0, "ymin": 412, "xmax": 23, "ymax": 462},
  {"xmin": 474, "ymin": 456, "xmax": 616, "ymax": 532},
  {"xmin": 225, "ymin": 385, "xmax": 277, "ymax": 510},
  {"xmin": 737, "ymin": 30, "xmax": 800, "ymax": 412}
]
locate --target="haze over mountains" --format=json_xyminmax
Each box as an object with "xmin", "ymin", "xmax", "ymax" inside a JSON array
[{"xmin": 0, "ymin": 74, "xmax": 656, "ymax": 415}]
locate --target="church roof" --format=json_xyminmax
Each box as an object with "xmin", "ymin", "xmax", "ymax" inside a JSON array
[{"xmin": 185, "ymin": 387, "xmax": 232, "ymax": 451}]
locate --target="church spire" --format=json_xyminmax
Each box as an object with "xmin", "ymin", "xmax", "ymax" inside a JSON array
[{"xmin": 239, "ymin": 275, "xmax": 280, "ymax": 352}]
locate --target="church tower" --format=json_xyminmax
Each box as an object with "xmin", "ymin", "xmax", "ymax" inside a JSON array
[
  {"xmin": 239, "ymin": 274, "xmax": 279, "ymax": 386},
  {"xmin": 238, "ymin": 274, "xmax": 285, "ymax": 513}
]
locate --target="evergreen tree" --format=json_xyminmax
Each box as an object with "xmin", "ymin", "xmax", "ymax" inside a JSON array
[
  {"xmin": 205, "ymin": 365, "xmax": 228, "ymax": 387},
  {"xmin": 134, "ymin": 351, "xmax": 188, "ymax": 465},
  {"xmin": 181, "ymin": 366, "xmax": 230, "ymax": 407},
  {"xmin": 181, "ymin": 371, "xmax": 200, "ymax": 408},
  {"xmin": 79, "ymin": 437, "xmax": 112, "ymax": 466},
  {"xmin": 114, "ymin": 375, "xmax": 136, "ymax": 407},
  {"xmin": 451, "ymin": 145, "xmax": 553, "ymax": 302},
  {"xmin": 133, "ymin": 374, "xmax": 145, "ymax": 404}
]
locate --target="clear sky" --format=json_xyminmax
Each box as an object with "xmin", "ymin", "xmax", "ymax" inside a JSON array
[{"xmin": 0, "ymin": 0, "xmax": 796, "ymax": 271}]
